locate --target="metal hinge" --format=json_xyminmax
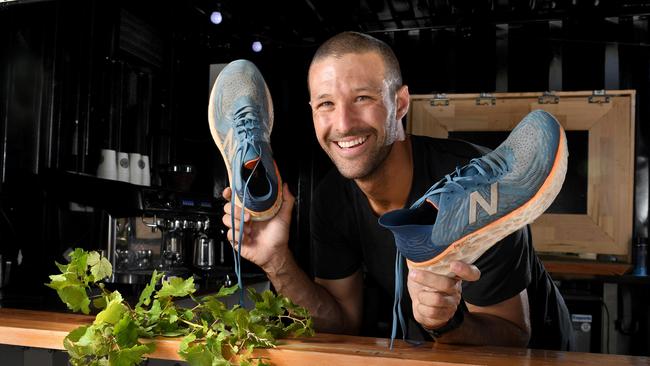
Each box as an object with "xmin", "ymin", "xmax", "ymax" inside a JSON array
[
  {"xmin": 430, "ymin": 93, "xmax": 449, "ymax": 107},
  {"xmin": 476, "ymin": 93, "xmax": 496, "ymax": 106},
  {"xmin": 588, "ymin": 90, "xmax": 611, "ymax": 104},
  {"xmin": 538, "ymin": 91, "xmax": 560, "ymax": 104}
]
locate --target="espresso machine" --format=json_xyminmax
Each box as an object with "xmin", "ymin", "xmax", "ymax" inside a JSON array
[
  {"xmin": 44, "ymin": 170, "xmax": 232, "ymax": 289},
  {"xmin": 107, "ymin": 185, "xmax": 230, "ymax": 286}
]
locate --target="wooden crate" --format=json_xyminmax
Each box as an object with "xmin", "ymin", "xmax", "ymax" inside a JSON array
[{"xmin": 407, "ymin": 91, "xmax": 635, "ymax": 262}]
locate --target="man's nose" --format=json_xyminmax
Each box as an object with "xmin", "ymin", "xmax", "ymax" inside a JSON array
[{"xmin": 333, "ymin": 103, "xmax": 357, "ymax": 134}]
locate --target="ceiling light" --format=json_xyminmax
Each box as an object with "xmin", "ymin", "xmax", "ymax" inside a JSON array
[
  {"xmin": 210, "ymin": 11, "xmax": 223, "ymax": 24},
  {"xmin": 251, "ymin": 41, "xmax": 262, "ymax": 53}
]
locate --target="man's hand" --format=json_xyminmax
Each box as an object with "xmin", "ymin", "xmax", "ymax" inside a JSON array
[
  {"xmin": 407, "ymin": 261, "xmax": 481, "ymax": 330},
  {"xmin": 222, "ymin": 183, "xmax": 294, "ymax": 272}
]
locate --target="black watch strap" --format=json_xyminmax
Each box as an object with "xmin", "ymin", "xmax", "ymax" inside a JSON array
[{"xmin": 425, "ymin": 300, "xmax": 468, "ymax": 340}]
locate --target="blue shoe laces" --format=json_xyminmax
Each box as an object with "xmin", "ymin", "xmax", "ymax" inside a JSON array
[
  {"xmin": 390, "ymin": 250, "xmax": 407, "ymax": 349},
  {"xmin": 411, "ymin": 151, "xmax": 509, "ymax": 209},
  {"xmin": 230, "ymin": 104, "xmax": 265, "ymax": 306}
]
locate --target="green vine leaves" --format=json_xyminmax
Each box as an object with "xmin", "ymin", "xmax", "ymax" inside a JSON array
[{"xmin": 46, "ymin": 248, "xmax": 314, "ymax": 366}]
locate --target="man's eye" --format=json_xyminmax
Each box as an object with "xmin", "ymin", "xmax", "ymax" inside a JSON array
[
  {"xmin": 317, "ymin": 101, "xmax": 334, "ymax": 109},
  {"xmin": 356, "ymin": 95, "xmax": 372, "ymax": 102}
]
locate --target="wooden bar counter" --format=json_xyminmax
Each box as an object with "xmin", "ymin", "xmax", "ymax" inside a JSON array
[{"xmin": 0, "ymin": 308, "xmax": 648, "ymax": 365}]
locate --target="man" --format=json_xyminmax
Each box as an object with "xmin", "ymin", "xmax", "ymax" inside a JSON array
[{"xmin": 221, "ymin": 31, "xmax": 573, "ymax": 350}]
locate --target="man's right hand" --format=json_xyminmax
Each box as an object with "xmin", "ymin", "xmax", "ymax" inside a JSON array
[
  {"xmin": 222, "ymin": 183, "xmax": 294, "ymax": 272},
  {"xmin": 407, "ymin": 261, "xmax": 480, "ymax": 330}
]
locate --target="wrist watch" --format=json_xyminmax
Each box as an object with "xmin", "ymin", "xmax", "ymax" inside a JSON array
[{"xmin": 425, "ymin": 300, "xmax": 468, "ymax": 340}]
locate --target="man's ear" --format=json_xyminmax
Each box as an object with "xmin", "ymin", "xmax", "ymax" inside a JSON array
[{"xmin": 395, "ymin": 85, "xmax": 410, "ymax": 120}]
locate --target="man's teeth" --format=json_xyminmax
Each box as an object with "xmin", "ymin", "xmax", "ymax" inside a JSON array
[{"xmin": 337, "ymin": 136, "xmax": 367, "ymax": 148}]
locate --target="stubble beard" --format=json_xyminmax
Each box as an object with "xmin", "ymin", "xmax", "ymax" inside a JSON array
[{"xmin": 330, "ymin": 142, "xmax": 392, "ymax": 181}]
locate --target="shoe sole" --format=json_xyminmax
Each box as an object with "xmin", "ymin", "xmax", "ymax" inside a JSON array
[
  {"xmin": 208, "ymin": 65, "xmax": 283, "ymax": 221},
  {"xmin": 408, "ymin": 119, "xmax": 568, "ymax": 277}
]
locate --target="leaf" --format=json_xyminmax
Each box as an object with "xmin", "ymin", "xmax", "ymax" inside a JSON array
[
  {"xmin": 68, "ymin": 248, "xmax": 89, "ymax": 277},
  {"xmin": 90, "ymin": 257, "xmax": 112, "ymax": 282},
  {"xmin": 182, "ymin": 343, "xmax": 222, "ymax": 366},
  {"xmin": 156, "ymin": 276, "xmax": 196, "ymax": 299},
  {"xmin": 182, "ymin": 309, "xmax": 194, "ymax": 321},
  {"xmin": 92, "ymin": 295, "xmax": 107, "ymax": 310},
  {"xmin": 113, "ymin": 316, "xmax": 139, "ymax": 347},
  {"xmin": 46, "ymin": 274, "xmax": 69, "ymax": 290},
  {"xmin": 58, "ymin": 285, "xmax": 91, "ymax": 314},
  {"xmin": 55, "ymin": 261, "xmax": 69, "ymax": 273},
  {"xmin": 108, "ymin": 344, "xmax": 152, "ymax": 366},
  {"xmin": 63, "ymin": 325, "xmax": 90, "ymax": 359},
  {"xmin": 216, "ymin": 285, "xmax": 239, "ymax": 298},
  {"xmin": 87, "ymin": 251, "xmax": 100, "ymax": 266},
  {"xmin": 136, "ymin": 270, "xmax": 163, "ymax": 308},
  {"xmin": 94, "ymin": 292, "xmax": 125, "ymax": 325}
]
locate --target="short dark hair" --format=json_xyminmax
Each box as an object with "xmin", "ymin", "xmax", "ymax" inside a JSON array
[{"xmin": 310, "ymin": 31, "xmax": 403, "ymax": 94}]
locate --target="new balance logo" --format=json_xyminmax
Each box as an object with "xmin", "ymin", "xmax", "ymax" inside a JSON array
[{"xmin": 468, "ymin": 182, "xmax": 498, "ymax": 225}]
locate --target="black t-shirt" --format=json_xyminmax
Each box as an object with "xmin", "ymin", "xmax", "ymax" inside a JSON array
[{"xmin": 310, "ymin": 135, "xmax": 573, "ymax": 351}]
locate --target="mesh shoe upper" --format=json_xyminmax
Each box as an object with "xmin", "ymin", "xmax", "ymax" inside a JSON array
[
  {"xmin": 379, "ymin": 109, "xmax": 565, "ymax": 263},
  {"xmin": 209, "ymin": 59, "xmax": 281, "ymax": 219}
]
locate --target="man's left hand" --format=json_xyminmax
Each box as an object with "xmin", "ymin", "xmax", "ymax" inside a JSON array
[{"xmin": 407, "ymin": 261, "xmax": 481, "ymax": 330}]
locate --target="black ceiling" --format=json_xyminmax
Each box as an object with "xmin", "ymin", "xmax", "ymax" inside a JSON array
[{"xmin": 180, "ymin": 0, "xmax": 650, "ymax": 48}]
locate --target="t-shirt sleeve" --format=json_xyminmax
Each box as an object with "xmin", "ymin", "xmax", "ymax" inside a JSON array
[
  {"xmin": 462, "ymin": 225, "xmax": 532, "ymax": 306},
  {"xmin": 310, "ymin": 177, "xmax": 362, "ymax": 280}
]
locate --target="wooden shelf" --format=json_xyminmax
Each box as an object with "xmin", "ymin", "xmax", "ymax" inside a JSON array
[
  {"xmin": 543, "ymin": 260, "xmax": 632, "ymax": 276},
  {"xmin": 1, "ymin": 308, "xmax": 649, "ymax": 365}
]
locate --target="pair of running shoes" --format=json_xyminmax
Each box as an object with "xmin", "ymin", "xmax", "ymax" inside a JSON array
[{"xmin": 209, "ymin": 59, "xmax": 568, "ymax": 277}]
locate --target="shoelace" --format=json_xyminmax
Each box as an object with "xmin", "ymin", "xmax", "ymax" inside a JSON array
[
  {"xmin": 234, "ymin": 105, "xmax": 265, "ymax": 144},
  {"xmin": 389, "ymin": 150, "xmax": 508, "ymax": 349},
  {"xmin": 390, "ymin": 250, "xmax": 406, "ymax": 349},
  {"xmin": 411, "ymin": 151, "xmax": 508, "ymax": 209},
  {"xmin": 230, "ymin": 105, "xmax": 264, "ymax": 305}
]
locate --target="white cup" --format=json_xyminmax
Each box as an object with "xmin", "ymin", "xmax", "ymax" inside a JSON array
[
  {"xmin": 141, "ymin": 155, "xmax": 151, "ymax": 186},
  {"xmin": 129, "ymin": 153, "xmax": 142, "ymax": 185},
  {"xmin": 97, "ymin": 149, "xmax": 117, "ymax": 180},
  {"xmin": 117, "ymin": 152, "xmax": 130, "ymax": 183}
]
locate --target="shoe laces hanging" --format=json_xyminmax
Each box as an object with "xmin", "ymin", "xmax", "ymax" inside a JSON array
[
  {"xmin": 230, "ymin": 105, "xmax": 264, "ymax": 305},
  {"xmin": 390, "ymin": 250, "xmax": 407, "ymax": 349}
]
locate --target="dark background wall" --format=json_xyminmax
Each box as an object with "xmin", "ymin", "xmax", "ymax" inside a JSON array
[{"xmin": 0, "ymin": 0, "xmax": 649, "ymax": 354}]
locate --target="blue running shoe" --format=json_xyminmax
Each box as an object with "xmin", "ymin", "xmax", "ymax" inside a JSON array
[
  {"xmin": 379, "ymin": 109, "xmax": 568, "ymax": 277},
  {"xmin": 208, "ymin": 59, "xmax": 283, "ymax": 222}
]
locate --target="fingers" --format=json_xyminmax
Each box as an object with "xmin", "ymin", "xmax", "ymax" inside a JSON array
[
  {"xmin": 276, "ymin": 183, "xmax": 295, "ymax": 221},
  {"xmin": 225, "ymin": 228, "xmax": 248, "ymax": 248},
  {"xmin": 407, "ymin": 268, "xmax": 463, "ymax": 329},
  {"xmin": 408, "ymin": 269, "xmax": 460, "ymax": 295},
  {"xmin": 222, "ymin": 200, "xmax": 252, "ymax": 241},
  {"xmin": 222, "ymin": 201, "xmax": 250, "ymax": 224},
  {"xmin": 222, "ymin": 187, "xmax": 232, "ymax": 201},
  {"xmin": 415, "ymin": 301, "xmax": 458, "ymax": 327},
  {"xmin": 450, "ymin": 261, "xmax": 481, "ymax": 282}
]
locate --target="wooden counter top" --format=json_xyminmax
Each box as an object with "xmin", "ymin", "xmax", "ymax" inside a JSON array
[{"xmin": 0, "ymin": 308, "xmax": 648, "ymax": 365}]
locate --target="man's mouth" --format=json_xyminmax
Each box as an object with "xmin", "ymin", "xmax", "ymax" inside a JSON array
[{"xmin": 336, "ymin": 136, "xmax": 368, "ymax": 149}]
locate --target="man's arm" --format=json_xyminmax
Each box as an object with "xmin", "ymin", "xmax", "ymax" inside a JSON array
[
  {"xmin": 408, "ymin": 261, "xmax": 531, "ymax": 347},
  {"xmin": 266, "ymin": 251, "xmax": 363, "ymax": 334},
  {"xmin": 439, "ymin": 290, "xmax": 531, "ymax": 346},
  {"xmin": 222, "ymin": 185, "xmax": 362, "ymax": 335}
]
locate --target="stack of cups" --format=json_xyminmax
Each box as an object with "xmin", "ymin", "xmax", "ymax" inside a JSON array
[
  {"xmin": 97, "ymin": 149, "xmax": 118, "ymax": 180},
  {"xmin": 96, "ymin": 149, "xmax": 151, "ymax": 186}
]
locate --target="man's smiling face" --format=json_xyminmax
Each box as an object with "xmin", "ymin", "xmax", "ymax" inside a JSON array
[{"xmin": 308, "ymin": 52, "xmax": 402, "ymax": 180}]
